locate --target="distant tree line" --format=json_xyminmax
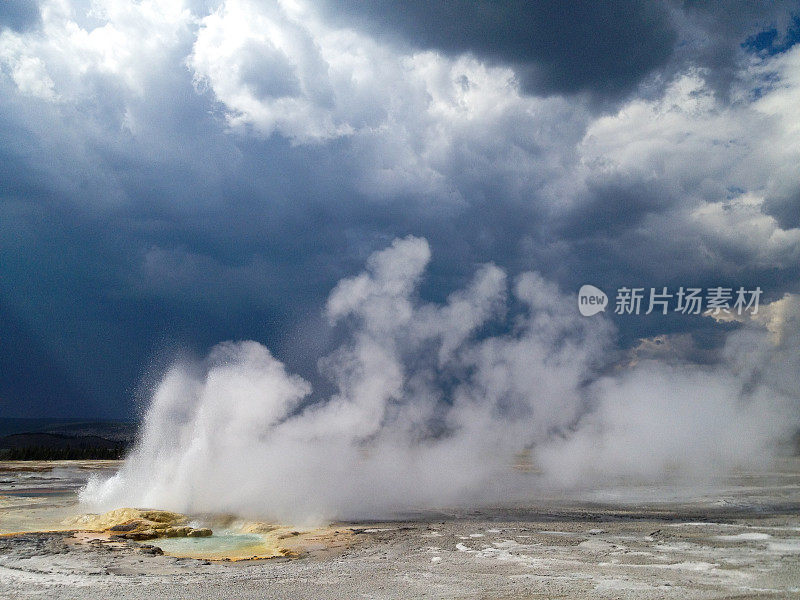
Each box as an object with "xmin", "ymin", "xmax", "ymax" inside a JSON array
[
  {"xmin": 0, "ymin": 432, "xmax": 129, "ymax": 460},
  {"xmin": 0, "ymin": 445, "xmax": 127, "ymax": 460}
]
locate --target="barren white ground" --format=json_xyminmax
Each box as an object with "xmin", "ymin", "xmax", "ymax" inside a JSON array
[{"xmin": 1, "ymin": 458, "xmax": 799, "ymax": 599}]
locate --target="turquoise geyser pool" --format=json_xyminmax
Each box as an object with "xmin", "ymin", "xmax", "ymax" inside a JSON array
[{"xmin": 150, "ymin": 531, "xmax": 280, "ymax": 560}]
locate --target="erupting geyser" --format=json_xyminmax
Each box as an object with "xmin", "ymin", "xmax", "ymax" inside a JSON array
[{"xmin": 81, "ymin": 237, "xmax": 800, "ymax": 523}]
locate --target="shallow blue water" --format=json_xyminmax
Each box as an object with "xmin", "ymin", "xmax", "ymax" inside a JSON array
[{"xmin": 152, "ymin": 532, "xmax": 269, "ymax": 557}]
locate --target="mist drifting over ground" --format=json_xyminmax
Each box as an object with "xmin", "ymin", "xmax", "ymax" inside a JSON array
[{"xmin": 81, "ymin": 237, "xmax": 800, "ymax": 523}]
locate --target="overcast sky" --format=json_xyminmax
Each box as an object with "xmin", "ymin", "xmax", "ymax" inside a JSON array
[{"xmin": 1, "ymin": 0, "xmax": 799, "ymax": 419}]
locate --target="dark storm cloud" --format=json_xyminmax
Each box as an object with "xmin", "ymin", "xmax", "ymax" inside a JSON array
[
  {"xmin": 554, "ymin": 178, "xmax": 676, "ymax": 240},
  {"xmin": 669, "ymin": 1, "xmax": 800, "ymax": 97},
  {"xmin": 322, "ymin": 1, "xmax": 800, "ymax": 102},
  {"xmin": 322, "ymin": 0, "xmax": 678, "ymax": 99},
  {"xmin": 764, "ymin": 188, "xmax": 800, "ymax": 230},
  {"xmin": 0, "ymin": 1, "xmax": 799, "ymax": 418}
]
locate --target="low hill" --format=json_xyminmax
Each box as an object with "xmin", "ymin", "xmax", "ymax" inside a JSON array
[{"xmin": 0, "ymin": 421, "xmax": 135, "ymax": 460}]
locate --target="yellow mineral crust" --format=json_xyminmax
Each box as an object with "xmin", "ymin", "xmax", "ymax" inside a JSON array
[
  {"xmin": 63, "ymin": 507, "xmax": 187, "ymax": 531},
  {"xmin": 62, "ymin": 508, "xmax": 212, "ymax": 540}
]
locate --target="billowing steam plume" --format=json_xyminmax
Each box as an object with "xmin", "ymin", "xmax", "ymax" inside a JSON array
[{"xmin": 81, "ymin": 237, "xmax": 800, "ymax": 522}]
